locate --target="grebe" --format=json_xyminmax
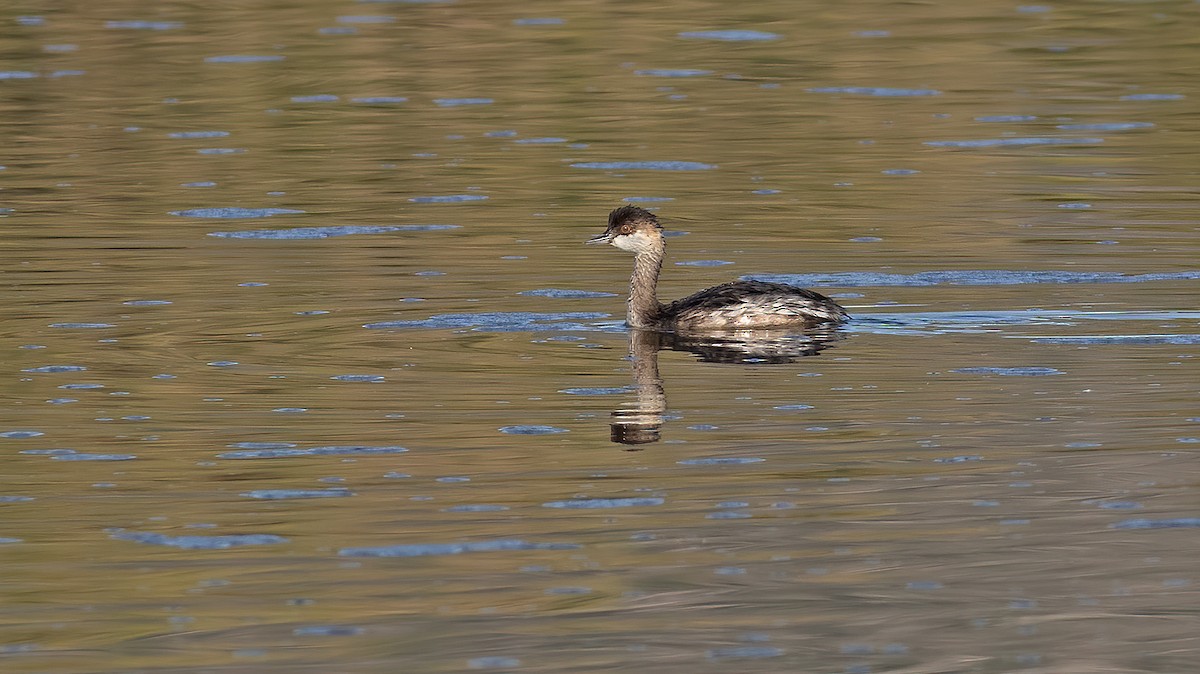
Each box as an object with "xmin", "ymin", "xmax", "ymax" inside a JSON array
[{"xmin": 586, "ymin": 205, "xmax": 849, "ymax": 330}]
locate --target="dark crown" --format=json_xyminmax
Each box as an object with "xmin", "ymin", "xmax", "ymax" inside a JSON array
[{"xmin": 608, "ymin": 205, "xmax": 661, "ymax": 230}]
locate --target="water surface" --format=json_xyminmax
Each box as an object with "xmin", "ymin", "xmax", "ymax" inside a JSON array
[{"xmin": 1, "ymin": 1, "xmax": 1197, "ymax": 672}]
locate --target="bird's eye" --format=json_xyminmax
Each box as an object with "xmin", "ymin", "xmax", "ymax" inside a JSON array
[{"xmin": 619, "ymin": 224, "xmax": 634, "ymax": 234}]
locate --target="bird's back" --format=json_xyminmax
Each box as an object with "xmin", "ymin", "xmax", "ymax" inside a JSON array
[{"xmin": 662, "ymin": 280, "xmax": 848, "ymax": 330}]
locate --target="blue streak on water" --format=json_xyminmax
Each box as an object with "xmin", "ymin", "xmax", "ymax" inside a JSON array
[
  {"xmin": 1110, "ymin": 518, "xmax": 1200, "ymax": 529},
  {"xmin": 933, "ymin": 455, "xmax": 984, "ymax": 463},
  {"xmin": 339, "ymin": 539, "xmax": 580, "ymax": 557},
  {"xmin": 123, "ymin": 299, "xmax": 173, "ymax": 306},
  {"xmin": 558, "ymin": 387, "xmax": 634, "ymax": 396},
  {"xmin": 500, "ymin": 425, "xmax": 568, "ymax": 435},
  {"xmin": 707, "ymin": 646, "xmax": 784, "ymax": 660},
  {"xmin": 634, "ymin": 69, "xmax": 713, "ymax": 77},
  {"xmin": 676, "ymin": 260, "xmax": 733, "ymax": 267},
  {"xmin": 52, "ymin": 453, "xmax": 137, "ymax": 461},
  {"xmin": 49, "ymin": 323, "xmax": 115, "ymax": 329},
  {"xmin": 109, "ymin": 529, "xmax": 288, "ymax": 548},
  {"xmin": 1120, "ymin": 93, "xmax": 1183, "ymax": 101},
  {"xmin": 330, "ymin": 374, "xmax": 385, "ymax": 382},
  {"xmin": 433, "ymin": 98, "xmax": 493, "ymax": 107},
  {"xmin": 1056, "ymin": 122, "xmax": 1153, "ymax": 131},
  {"xmin": 22, "ymin": 365, "xmax": 87, "ymax": 373},
  {"xmin": 365, "ymin": 311, "xmax": 609, "ymax": 332},
  {"xmin": 1026, "ymin": 335, "xmax": 1200, "ymax": 345},
  {"xmin": 808, "ymin": 86, "xmax": 941, "ymax": 96},
  {"xmin": 924, "ymin": 137, "xmax": 1104, "ymax": 147},
  {"xmin": 846, "ymin": 310, "xmax": 1200, "ymax": 336},
  {"xmin": 0, "ymin": 71, "xmax": 38, "ymax": 80},
  {"xmin": 951, "ymin": 367, "xmax": 1063, "ymax": 376},
  {"xmin": 408, "ymin": 195, "xmax": 488, "ymax": 203},
  {"xmin": 218, "ymin": 445, "xmax": 407, "ymax": 459},
  {"xmin": 338, "ymin": 15, "xmax": 395, "ymax": 23},
  {"xmin": 678, "ymin": 457, "xmax": 765, "ymax": 465},
  {"xmin": 470, "ymin": 657, "xmax": 522, "ymax": 669},
  {"xmin": 623, "ymin": 196, "xmax": 674, "ymax": 202},
  {"xmin": 678, "ymin": 30, "xmax": 779, "ymax": 41},
  {"xmin": 542, "ymin": 498, "xmax": 664, "ymax": 508},
  {"xmin": 975, "ymin": 115, "xmax": 1038, "ymax": 122},
  {"xmin": 443, "ymin": 504, "xmax": 509, "ymax": 512},
  {"xmin": 241, "ymin": 488, "xmax": 354, "ymax": 499},
  {"xmin": 205, "ymin": 55, "xmax": 285, "ymax": 63},
  {"xmin": 291, "ymin": 94, "xmax": 339, "ymax": 103},
  {"xmin": 513, "ymin": 137, "xmax": 567, "ymax": 144},
  {"xmin": 570, "ymin": 161, "xmax": 716, "ymax": 171},
  {"xmin": 746, "ymin": 270, "xmax": 1200, "ymax": 287},
  {"xmin": 106, "ymin": 20, "xmax": 183, "ymax": 30},
  {"xmin": 518, "ymin": 289, "xmax": 616, "ymax": 298},
  {"xmin": 167, "ymin": 130, "xmax": 230, "ymax": 139},
  {"xmin": 514, "ymin": 17, "xmax": 564, "ymax": 26},
  {"xmin": 351, "ymin": 96, "xmax": 408, "ymax": 104},
  {"xmin": 172, "ymin": 207, "xmax": 304, "ymax": 218},
  {"xmin": 294, "ymin": 625, "xmax": 363, "ymax": 636},
  {"xmin": 0, "ymin": 430, "xmax": 44, "ymax": 439},
  {"xmin": 209, "ymin": 224, "xmax": 458, "ymax": 239}
]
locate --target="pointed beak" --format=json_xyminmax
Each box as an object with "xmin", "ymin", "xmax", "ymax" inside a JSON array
[{"xmin": 586, "ymin": 231, "xmax": 613, "ymax": 245}]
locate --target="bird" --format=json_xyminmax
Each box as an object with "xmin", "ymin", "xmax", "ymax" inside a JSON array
[{"xmin": 586, "ymin": 205, "xmax": 848, "ymax": 331}]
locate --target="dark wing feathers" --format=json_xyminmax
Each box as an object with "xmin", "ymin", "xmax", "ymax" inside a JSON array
[{"xmin": 665, "ymin": 280, "xmax": 845, "ymax": 318}]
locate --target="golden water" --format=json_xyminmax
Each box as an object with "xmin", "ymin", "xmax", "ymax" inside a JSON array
[{"xmin": 2, "ymin": 1, "xmax": 1198, "ymax": 672}]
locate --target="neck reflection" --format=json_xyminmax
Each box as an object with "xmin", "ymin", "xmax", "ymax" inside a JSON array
[{"xmin": 609, "ymin": 328, "xmax": 843, "ymax": 448}]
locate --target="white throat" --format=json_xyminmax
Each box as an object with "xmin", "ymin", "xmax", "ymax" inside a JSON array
[{"xmin": 611, "ymin": 231, "xmax": 658, "ymax": 255}]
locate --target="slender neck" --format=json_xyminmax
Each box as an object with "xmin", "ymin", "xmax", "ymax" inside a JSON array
[{"xmin": 628, "ymin": 248, "xmax": 664, "ymax": 328}]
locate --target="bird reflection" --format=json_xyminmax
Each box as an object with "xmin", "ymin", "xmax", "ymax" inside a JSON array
[{"xmin": 609, "ymin": 327, "xmax": 842, "ymax": 447}]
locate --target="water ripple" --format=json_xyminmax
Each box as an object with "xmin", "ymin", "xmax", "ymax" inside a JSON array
[
  {"xmin": 172, "ymin": 207, "xmax": 304, "ymax": 218},
  {"xmin": 747, "ymin": 270, "xmax": 1200, "ymax": 287},
  {"xmin": 52, "ymin": 453, "xmax": 137, "ymax": 461},
  {"xmin": 635, "ymin": 69, "xmax": 712, "ymax": 77},
  {"xmin": 408, "ymin": 195, "xmax": 488, "ymax": 203},
  {"xmin": 678, "ymin": 30, "xmax": 779, "ymax": 41},
  {"xmin": 365, "ymin": 311, "xmax": 608, "ymax": 331},
  {"xmin": 808, "ymin": 86, "xmax": 941, "ymax": 96},
  {"xmin": 167, "ymin": 130, "xmax": 230, "ymax": 139},
  {"xmin": 518, "ymin": 288, "xmax": 616, "ymax": 298},
  {"xmin": 925, "ymin": 137, "xmax": 1103, "ymax": 148},
  {"xmin": 241, "ymin": 488, "xmax": 355, "ymax": 499},
  {"xmin": 209, "ymin": 224, "xmax": 458, "ymax": 239},
  {"xmin": 433, "ymin": 98, "xmax": 493, "ymax": 107},
  {"xmin": 205, "ymin": 55, "xmax": 285, "ymax": 63},
  {"xmin": 22, "ymin": 365, "xmax": 87, "ymax": 373},
  {"xmin": 1056, "ymin": 122, "xmax": 1153, "ymax": 131},
  {"xmin": 1026, "ymin": 334, "xmax": 1200, "ymax": 345},
  {"xmin": 570, "ymin": 161, "xmax": 716, "ymax": 171},
  {"xmin": 678, "ymin": 457, "xmax": 766, "ymax": 465},
  {"xmin": 951, "ymin": 367, "xmax": 1063, "ymax": 376},
  {"xmin": 218, "ymin": 445, "xmax": 407, "ymax": 459},
  {"xmin": 1110, "ymin": 518, "xmax": 1200, "ymax": 529},
  {"xmin": 542, "ymin": 498, "xmax": 664, "ymax": 509},
  {"xmin": 106, "ymin": 21, "xmax": 183, "ymax": 30},
  {"xmin": 109, "ymin": 529, "xmax": 288, "ymax": 549},
  {"xmin": 500, "ymin": 425, "xmax": 568, "ymax": 435},
  {"xmin": 339, "ymin": 539, "xmax": 579, "ymax": 557}
]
